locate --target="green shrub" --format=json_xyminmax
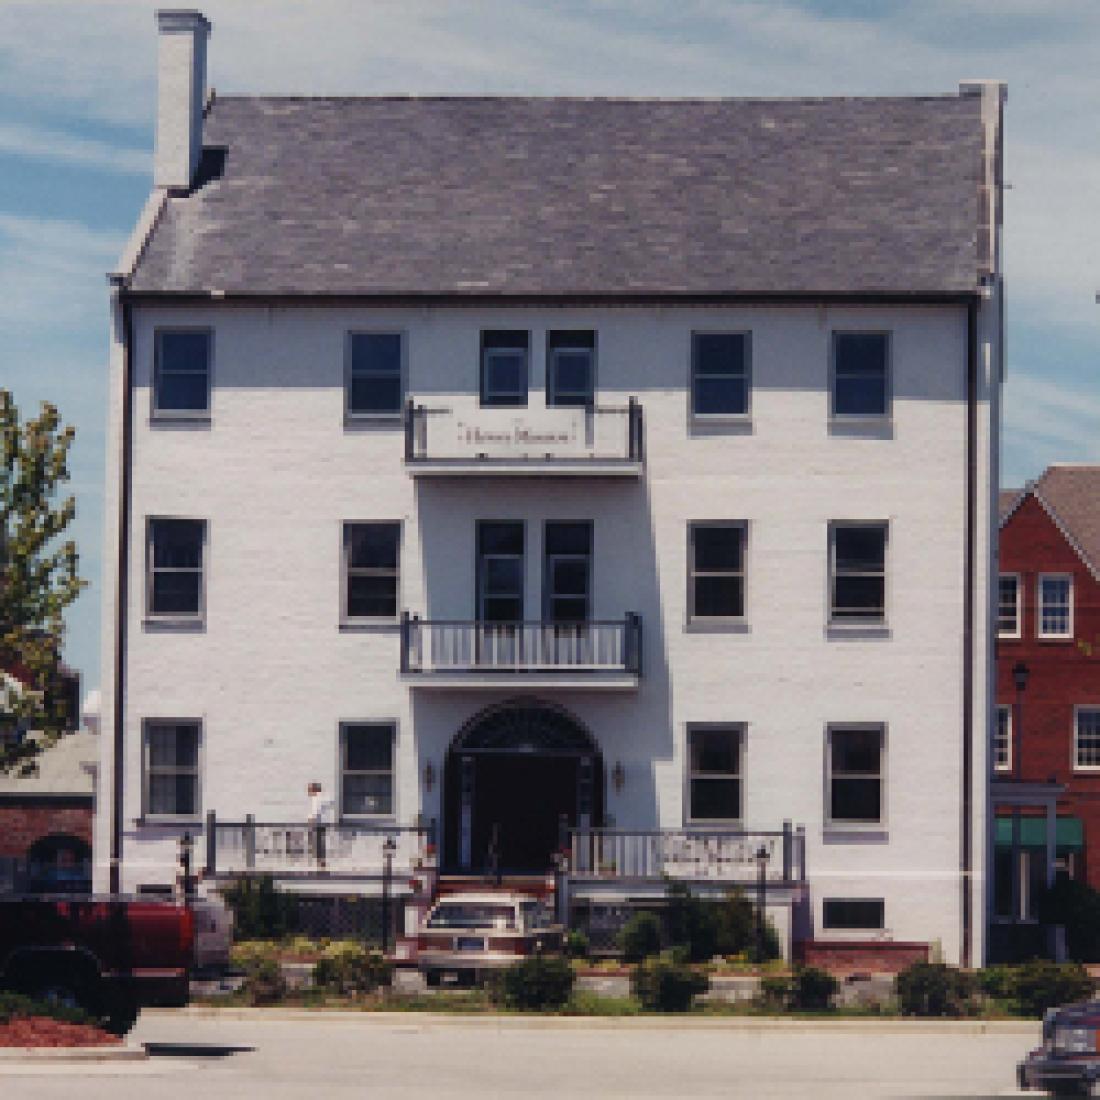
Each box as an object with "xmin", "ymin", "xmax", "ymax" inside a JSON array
[
  {"xmin": 713, "ymin": 889, "xmax": 781, "ymax": 962},
  {"xmin": 312, "ymin": 942, "xmax": 392, "ymax": 995},
  {"xmin": 240, "ymin": 956, "xmax": 287, "ymax": 1005},
  {"xmin": 492, "ymin": 955, "xmax": 575, "ymax": 1010},
  {"xmin": 618, "ymin": 912, "xmax": 662, "ymax": 962},
  {"xmin": 895, "ymin": 962, "xmax": 977, "ymax": 1017},
  {"xmin": 1001, "ymin": 961, "xmax": 1093, "ymax": 1018},
  {"xmin": 977, "ymin": 964, "xmax": 1015, "ymax": 1001},
  {"xmin": 665, "ymin": 882, "xmax": 719, "ymax": 963},
  {"xmin": 0, "ymin": 991, "xmax": 91, "ymax": 1027},
  {"xmin": 229, "ymin": 939, "xmax": 281, "ymax": 972},
  {"xmin": 222, "ymin": 875, "xmax": 300, "ymax": 940},
  {"xmin": 631, "ymin": 952, "xmax": 708, "ymax": 1011},
  {"xmin": 564, "ymin": 930, "xmax": 590, "ymax": 959},
  {"xmin": 753, "ymin": 968, "xmax": 836, "ymax": 1012}
]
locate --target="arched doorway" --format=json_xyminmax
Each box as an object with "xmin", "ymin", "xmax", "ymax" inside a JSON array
[
  {"xmin": 26, "ymin": 833, "xmax": 92, "ymax": 893},
  {"xmin": 443, "ymin": 701, "xmax": 603, "ymax": 874}
]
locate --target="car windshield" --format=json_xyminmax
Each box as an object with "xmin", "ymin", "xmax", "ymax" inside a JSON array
[{"xmin": 426, "ymin": 903, "xmax": 516, "ymax": 930}]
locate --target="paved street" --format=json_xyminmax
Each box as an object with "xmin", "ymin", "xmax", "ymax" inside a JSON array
[{"xmin": 0, "ymin": 1009, "xmax": 1043, "ymax": 1099}]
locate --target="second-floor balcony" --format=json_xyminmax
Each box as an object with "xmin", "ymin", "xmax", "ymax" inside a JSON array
[
  {"xmin": 403, "ymin": 398, "xmax": 644, "ymax": 477},
  {"xmin": 400, "ymin": 614, "xmax": 642, "ymax": 690}
]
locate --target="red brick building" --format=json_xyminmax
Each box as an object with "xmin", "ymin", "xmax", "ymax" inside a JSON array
[
  {"xmin": 0, "ymin": 674, "xmax": 93, "ymax": 893},
  {"xmin": 996, "ymin": 466, "xmax": 1100, "ymax": 922}
]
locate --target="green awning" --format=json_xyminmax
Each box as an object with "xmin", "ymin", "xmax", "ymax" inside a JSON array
[{"xmin": 995, "ymin": 816, "xmax": 1083, "ymax": 850}]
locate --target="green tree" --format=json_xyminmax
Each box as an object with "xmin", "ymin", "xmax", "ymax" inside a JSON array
[{"xmin": 0, "ymin": 391, "xmax": 85, "ymax": 773}]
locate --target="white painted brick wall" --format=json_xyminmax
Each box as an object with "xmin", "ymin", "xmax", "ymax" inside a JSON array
[{"xmin": 95, "ymin": 302, "xmax": 994, "ymax": 962}]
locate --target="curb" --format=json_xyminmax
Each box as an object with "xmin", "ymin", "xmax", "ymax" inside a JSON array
[
  {"xmin": 0, "ymin": 1044, "xmax": 147, "ymax": 1064},
  {"xmin": 147, "ymin": 1006, "xmax": 1041, "ymax": 1036}
]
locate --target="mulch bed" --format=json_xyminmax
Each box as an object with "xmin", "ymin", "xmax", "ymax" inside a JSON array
[{"xmin": 0, "ymin": 1017, "xmax": 120, "ymax": 1048}]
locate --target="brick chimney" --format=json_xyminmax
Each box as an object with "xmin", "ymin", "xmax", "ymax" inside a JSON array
[{"xmin": 154, "ymin": 9, "xmax": 211, "ymax": 191}]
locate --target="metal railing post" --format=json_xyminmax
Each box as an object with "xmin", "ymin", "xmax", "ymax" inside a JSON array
[
  {"xmin": 245, "ymin": 813, "xmax": 256, "ymax": 871},
  {"xmin": 205, "ymin": 810, "xmax": 216, "ymax": 877},
  {"xmin": 782, "ymin": 819, "xmax": 792, "ymax": 883},
  {"xmin": 403, "ymin": 398, "xmax": 416, "ymax": 462},
  {"xmin": 399, "ymin": 611, "xmax": 410, "ymax": 674}
]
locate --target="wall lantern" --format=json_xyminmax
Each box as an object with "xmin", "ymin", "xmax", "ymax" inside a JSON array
[
  {"xmin": 1012, "ymin": 660, "xmax": 1030, "ymax": 695},
  {"xmin": 423, "ymin": 760, "xmax": 436, "ymax": 792},
  {"xmin": 611, "ymin": 760, "xmax": 626, "ymax": 793}
]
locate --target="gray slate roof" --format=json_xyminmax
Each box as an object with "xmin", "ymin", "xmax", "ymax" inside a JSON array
[{"xmin": 128, "ymin": 94, "xmax": 986, "ymax": 297}]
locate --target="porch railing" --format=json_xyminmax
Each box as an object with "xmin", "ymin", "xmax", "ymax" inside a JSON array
[
  {"xmin": 568, "ymin": 824, "xmax": 805, "ymax": 885},
  {"xmin": 401, "ymin": 614, "xmax": 642, "ymax": 677},
  {"xmin": 203, "ymin": 813, "xmax": 435, "ymax": 879},
  {"xmin": 404, "ymin": 397, "xmax": 644, "ymax": 468}
]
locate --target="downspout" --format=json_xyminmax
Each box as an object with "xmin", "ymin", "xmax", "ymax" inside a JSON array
[
  {"xmin": 961, "ymin": 294, "xmax": 978, "ymax": 967},
  {"xmin": 109, "ymin": 293, "xmax": 133, "ymax": 895}
]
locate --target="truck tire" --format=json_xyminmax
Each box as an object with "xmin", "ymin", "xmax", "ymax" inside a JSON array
[{"xmin": 95, "ymin": 985, "xmax": 140, "ymax": 1037}]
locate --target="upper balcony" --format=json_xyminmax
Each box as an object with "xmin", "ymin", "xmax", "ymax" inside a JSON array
[
  {"xmin": 403, "ymin": 398, "xmax": 644, "ymax": 477},
  {"xmin": 400, "ymin": 614, "xmax": 642, "ymax": 690}
]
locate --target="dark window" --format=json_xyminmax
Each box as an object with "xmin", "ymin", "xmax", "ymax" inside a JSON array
[
  {"xmin": 828, "ymin": 727, "xmax": 884, "ymax": 825},
  {"xmin": 544, "ymin": 522, "xmax": 592, "ymax": 623},
  {"xmin": 340, "ymin": 723, "xmax": 394, "ymax": 817},
  {"xmin": 144, "ymin": 721, "xmax": 200, "ymax": 818},
  {"xmin": 147, "ymin": 518, "xmax": 205, "ymax": 618},
  {"xmin": 691, "ymin": 333, "xmax": 749, "ymax": 416},
  {"xmin": 830, "ymin": 523, "xmax": 887, "ymax": 623},
  {"xmin": 344, "ymin": 522, "xmax": 400, "ymax": 620},
  {"xmin": 547, "ymin": 331, "xmax": 595, "ymax": 407},
  {"xmin": 822, "ymin": 899, "xmax": 884, "ymax": 930},
  {"xmin": 477, "ymin": 521, "xmax": 524, "ymax": 622},
  {"xmin": 480, "ymin": 331, "xmax": 529, "ymax": 407},
  {"xmin": 689, "ymin": 523, "xmax": 745, "ymax": 620},
  {"xmin": 997, "ymin": 574, "xmax": 1020, "ymax": 637},
  {"xmin": 688, "ymin": 726, "xmax": 742, "ymax": 821},
  {"xmin": 154, "ymin": 330, "xmax": 211, "ymax": 415},
  {"xmin": 348, "ymin": 332, "xmax": 403, "ymax": 416},
  {"xmin": 832, "ymin": 332, "xmax": 889, "ymax": 417}
]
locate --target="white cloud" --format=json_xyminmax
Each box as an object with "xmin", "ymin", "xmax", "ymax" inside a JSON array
[{"xmin": 0, "ymin": 122, "xmax": 148, "ymax": 175}]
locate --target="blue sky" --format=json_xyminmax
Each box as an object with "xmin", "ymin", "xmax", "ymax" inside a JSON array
[{"xmin": 2, "ymin": 0, "xmax": 1098, "ymax": 695}]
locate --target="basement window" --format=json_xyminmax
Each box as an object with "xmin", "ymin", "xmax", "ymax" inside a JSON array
[{"xmin": 823, "ymin": 898, "xmax": 884, "ymax": 930}]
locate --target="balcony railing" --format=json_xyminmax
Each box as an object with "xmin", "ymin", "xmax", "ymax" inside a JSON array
[
  {"xmin": 202, "ymin": 813, "xmax": 434, "ymax": 879},
  {"xmin": 400, "ymin": 614, "xmax": 642, "ymax": 685},
  {"xmin": 568, "ymin": 825, "xmax": 805, "ymax": 885},
  {"xmin": 403, "ymin": 398, "xmax": 643, "ymax": 475}
]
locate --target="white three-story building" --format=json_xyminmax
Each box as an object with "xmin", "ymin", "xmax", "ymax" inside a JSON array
[{"xmin": 96, "ymin": 10, "xmax": 1004, "ymax": 966}]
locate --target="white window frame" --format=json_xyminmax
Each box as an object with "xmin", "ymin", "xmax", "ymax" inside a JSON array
[
  {"xmin": 338, "ymin": 721, "xmax": 396, "ymax": 821},
  {"xmin": 480, "ymin": 332, "xmax": 530, "ymax": 408},
  {"xmin": 1037, "ymin": 573, "xmax": 1073, "ymax": 639},
  {"xmin": 829, "ymin": 330, "xmax": 892, "ymax": 421},
  {"xmin": 341, "ymin": 521, "xmax": 401, "ymax": 626},
  {"xmin": 828, "ymin": 521, "xmax": 888, "ymax": 627},
  {"xmin": 142, "ymin": 719, "xmax": 202, "ymax": 823},
  {"xmin": 546, "ymin": 333, "xmax": 596, "ymax": 408},
  {"xmin": 997, "ymin": 573, "xmax": 1021, "ymax": 639},
  {"xmin": 994, "ymin": 704, "xmax": 1012, "ymax": 773},
  {"xmin": 344, "ymin": 330, "xmax": 406, "ymax": 421},
  {"xmin": 1073, "ymin": 707, "xmax": 1100, "ymax": 773},
  {"xmin": 689, "ymin": 331, "xmax": 752, "ymax": 420},
  {"xmin": 825, "ymin": 723, "xmax": 887, "ymax": 830},
  {"xmin": 152, "ymin": 327, "xmax": 213, "ymax": 420},
  {"xmin": 684, "ymin": 723, "xmax": 744, "ymax": 826},
  {"xmin": 687, "ymin": 521, "xmax": 748, "ymax": 626},
  {"xmin": 145, "ymin": 517, "xmax": 207, "ymax": 625}
]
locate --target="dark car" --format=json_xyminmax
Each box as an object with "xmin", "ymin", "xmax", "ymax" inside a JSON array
[{"xmin": 1019, "ymin": 1001, "xmax": 1100, "ymax": 1096}]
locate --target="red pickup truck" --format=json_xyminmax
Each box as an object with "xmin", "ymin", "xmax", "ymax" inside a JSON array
[{"xmin": 0, "ymin": 896, "xmax": 193, "ymax": 1035}]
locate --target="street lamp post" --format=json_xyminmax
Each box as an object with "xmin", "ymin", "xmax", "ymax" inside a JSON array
[
  {"xmin": 754, "ymin": 843, "xmax": 770, "ymax": 962},
  {"xmin": 381, "ymin": 834, "xmax": 397, "ymax": 955},
  {"xmin": 178, "ymin": 831, "xmax": 195, "ymax": 901}
]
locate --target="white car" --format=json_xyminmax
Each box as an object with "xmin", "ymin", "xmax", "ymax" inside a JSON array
[{"xmin": 416, "ymin": 892, "xmax": 563, "ymax": 986}]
